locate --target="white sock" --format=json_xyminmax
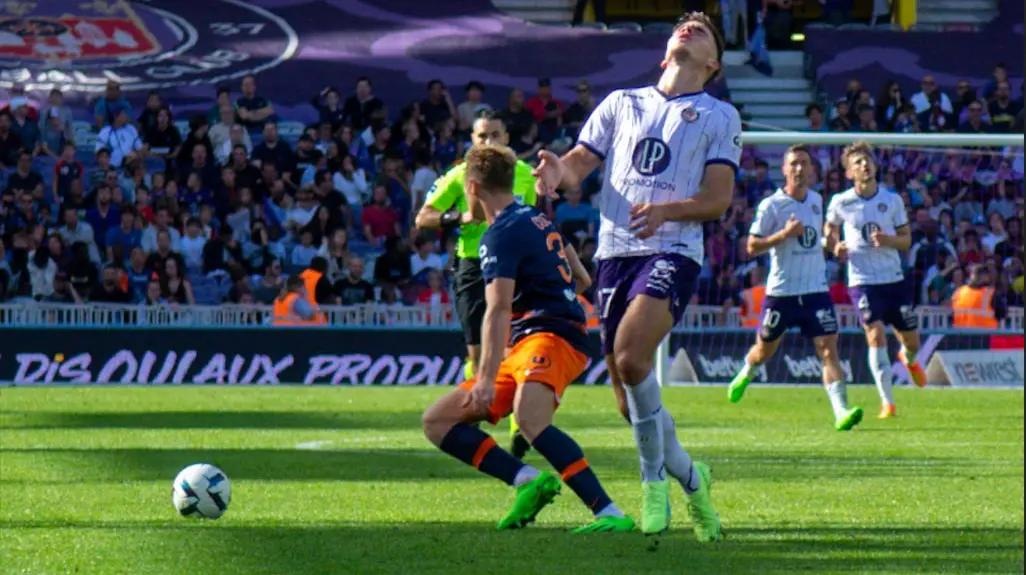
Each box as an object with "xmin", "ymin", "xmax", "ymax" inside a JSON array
[
  {"xmin": 868, "ymin": 346, "xmax": 894, "ymax": 406},
  {"xmin": 660, "ymin": 410, "xmax": 698, "ymax": 494},
  {"xmin": 513, "ymin": 465, "xmax": 539, "ymax": 487},
  {"xmin": 624, "ymin": 371, "xmax": 666, "ymax": 482},
  {"xmin": 740, "ymin": 360, "xmax": 755, "ymax": 379},
  {"xmin": 595, "ymin": 502, "xmax": 625, "ymax": 519},
  {"xmin": 826, "ymin": 380, "xmax": 848, "ymax": 418}
]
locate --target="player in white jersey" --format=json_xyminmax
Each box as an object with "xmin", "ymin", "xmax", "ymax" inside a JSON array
[
  {"xmin": 726, "ymin": 145, "xmax": 864, "ymax": 431},
  {"xmin": 533, "ymin": 12, "xmax": 739, "ymax": 539},
  {"xmin": 824, "ymin": 141, "xmax": 928, "ymax": 420}
]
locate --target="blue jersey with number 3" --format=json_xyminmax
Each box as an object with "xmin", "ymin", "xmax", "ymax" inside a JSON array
[{"xmin": 480, "ymin": 204, "xmax": 588, "ymax": 351}]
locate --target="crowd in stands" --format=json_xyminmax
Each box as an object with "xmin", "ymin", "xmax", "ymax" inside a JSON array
[{"xmin": 0, "ymin": 61, "xmax": 1022, "ymax": 322}]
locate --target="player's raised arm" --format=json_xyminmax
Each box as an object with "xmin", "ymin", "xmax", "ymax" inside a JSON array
[{"xmin": 533, "ymin": 90, "xmax": 619, "ymax": 198}]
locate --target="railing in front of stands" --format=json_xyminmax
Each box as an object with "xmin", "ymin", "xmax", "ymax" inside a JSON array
[{"xmin": 0, "ymin": 303, "xmax": 1021, "ymax": 332}]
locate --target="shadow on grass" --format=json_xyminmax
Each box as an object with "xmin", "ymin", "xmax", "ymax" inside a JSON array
[
  {"xmin": 2, "ymin": 521, "xmax": 1022, "ymax": 574},
  {"xmin": 3, "ymin": 445, "xmax": 1018, "ymax": 483}
]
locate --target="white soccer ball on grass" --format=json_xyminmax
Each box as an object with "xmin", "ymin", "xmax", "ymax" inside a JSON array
[{"xmin": 171, "ymin": 463, "xmax": 231, "ymax": 519}]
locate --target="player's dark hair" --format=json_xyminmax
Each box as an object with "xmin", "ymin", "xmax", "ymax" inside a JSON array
[
  {"xmin": 465, "ymin": 145, "xmax": 515, "ymax": 195},
  {"xmin": 674, "ymin": 11, "xmax": 724, "ymax": 85},
  {"xmin": 785, "ymin": 144, "xmax": 812, "ymax": 160}
]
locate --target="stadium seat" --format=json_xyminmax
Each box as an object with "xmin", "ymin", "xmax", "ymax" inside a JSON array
[{"xmin": 609, "ymin": 21, "xmax": 642, "ymax": 32}]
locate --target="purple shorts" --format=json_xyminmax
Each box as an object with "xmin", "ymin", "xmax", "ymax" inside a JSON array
[
  {"xmin": 848, "ymin": 279, "xmax": 918, "ymax": 331},
  {"xmin": 595, "ymin": 254, "xmax": 700, "ymax": 356}
]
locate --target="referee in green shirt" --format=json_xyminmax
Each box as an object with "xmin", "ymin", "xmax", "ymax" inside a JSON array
[{"xmin": 415, "ymin": 110, "xmax": 537, "ymax": 455}]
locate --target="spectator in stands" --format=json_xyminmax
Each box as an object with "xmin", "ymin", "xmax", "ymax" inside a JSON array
[
  {"xmin": 319, "ymin": 227, "xmax": 350, "ymax": 284},
  {"xmin": 294, "ymin": 135, "xmax": 323, "ymax": 178},
  {"xmin": 230, "ymin": 145, "xmax": 261, "ymax": 192},
  {"xmin": 911, "ymin": 75, "xmax": 952, "ymax": 115},
  {"xmin": 981, "ymin": 63, "xmax": 1008, "ymax": 101},
  {"xmin": 333, "ymin": 153, "xmax": 369, "ymax": 209},
  {"xmin": 336, "ymin": 254, "xmax": 374, "ymax": 305},
  {"xmin": 93, "ymin": 80, "xmax": 132, "ymax": 129},
  {"xmin": 829, "ymin": 98, "xmax": 851, "ymax": 131},
  {"xmin": 875, "ymin": 80, "xmax": 905, "ymax": 131},
  {"xmin": 9, "ymin": 97, "xmax": 40, "ymax": 154},
  {"xmin": 206, "ymin": 85, "xmax": 234, "ymax": 125},
  {"xmin": 96, "ymin": 108, "xmax": 143, "ymax": 169},
  {"xmin": 924, "ymin": 249, "xmax": 960, "ymax": 304},
  {"xmin": 988, "ymin": 81, "xmax": 1020, "ymax": 133},
  {"xmin": 143, "ymin": 276, "xmax": 168, "ymax": 306},
  {"xmin": 0, "ymin": 112, "xmax": 22, "ymax": 168},
  {"xmin": 181, "ymin": 170, "xmax": 214, "ymax": 215},
  {"xmin": 804, "ymin": 103, "xmax": 826, "ymax": 132},
  {"xmin": 236, "ymin": 75, "xmax": 276, "ymax": 133},
  {"xmin": 210, "ymin": 104, "xmax": 250, "ymax": 164},
  {"xmin": 105, "ymin": 207, "xmax": 140, "ymax": 266},
  {"xmin": 958, "ymin": 100, "xmax": 991, "ymax": 133},
  {"xmin": 289, "ymin": 229, "xmax": 319, "ymax": 272},
  {"xmin": 501, "ymin": 88, "xmax": 534, "ymax": 147},
  {"xmin": 744, "ymin": 159, "xmax": 775, "ymax": 207},
  {"xmin": 457, "ymin": 81, "xmax": 491, "ymax": 134},
  {"xmin": 39, "ymin": 89, "xmax": 73, "ymax": 138},
  {"xmin": 6, "ymin": 150, "xmax": 43, "ymax": 201},
  {"xmin": 420, "ymin": 79, "xmax": 456, "ymax": 131},
  {"xmin": 952, "ymin": 80, "xmax": 976, "ymax": 120},
  {"xmin": 52, "ymin": 143, "xmax": 83, "ymax": 204},
  {"xmin": 38, "ymin": 104, "xmax": 71, "ymax": 157},
  {"xmin": 432, "ymin": 120, "xmax": 459, "ymax": 170},
  {"xmin": 525, "ymin": 78, "xmax": 563, "ymax": 144},
  {"xmin": 362, "ymin": 183, "xmax": 400, "ymax": 247},
  {"xmin": 410, "ymin": 234, "xmax": 443, "ymax": 278},
  {"xmin": 177, "ymin": 116, "xmax": 214, "ymax": 171},
  {"xmin": 563, "ymin": 80, "xmax": 595, "ymax": 139},
  {"xmin": 44, "ymin": 271, "xmax": 81, "ymax": 303},
  {"xmin": 141, "ymin": 206, "xmax": 182, "ymax": 253},
  {"xmin": 137, "ymin": 91, "xmax": 166, "ymax": 136},
  {"xmin": 85, "ymin": 182, "xmax": 120, "ymax": 254},
  {"xmin": 374, "ymin": 235, "xmax": 412, "ymax": 300},
  {"xmin": 982, "ymin": 212, "xmax": 1009, "ymax": 255},
  {"xmin": 89, "ymin": 265, "xmax": 132, "ymax": 303},
  {"xmin": 554, "ymin": 186, "xmax": 595, "ymax": 240},
  {"xmin": 511, "ymin": 122, "xmax": 543, "ymax": 162},
  {"xmin": 243, "ymin": 219, "xmax": 286, "ymax": 272},
  {"xmin": 144, "ymin": 227, "xmax": 182, "ymax": 274},
  {"xmin": 343, "ymin": 77, "xmax": 384, "ymax": 132},
  {"xmin": 160, "ymin": 257, "xmax": 194, "ymax": 305},
  {"xmin": 918, "ymin": 93, "xmax": 955, "ymax": 133},
  {"xmin": 892, "ymin": 103, "xmax": 919, "ymax": 133},
  {"xmin": 59, "ymin": 205, "xmax": 99, "ymax": 264},
  {"xmin": 312, "ymin": 86, "xmax": 346, "ymax": 131},
  {"xmin": 855, "ymin": 104, "xmax": 877, "ymax": 132},
  {"xmin": 409, "ymin": 148, "xmax": 437, "ymax": 208},
  {"xmin": 909, "ymin": 220, "xmax": 957, "ymax": 300},
  {"xmin": 180, "ymin": 217, "xmax": 207, "ymax": 275},
  {"xmin": 251, "ymin": 256, "xmax": 283, "ymax": 304},
  {"xmin": 251, "ymin": 121, "xmax": 295, "ymax": 181},
  {"xmin": 123, "ymin": 247, "xmax": 150, "ymax": 301},
  {"xmin": 417, "ymin": 268, "xmax": 450, "ymax": 322},
  {"xmin": 27, "ymin": 245, "xmax": 55, "ymax": 300}
]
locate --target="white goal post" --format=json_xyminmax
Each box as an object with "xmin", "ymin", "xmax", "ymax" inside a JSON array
[{"xmin": 654, "ymin": 130, "xmax": 1025, "ymax": 386}]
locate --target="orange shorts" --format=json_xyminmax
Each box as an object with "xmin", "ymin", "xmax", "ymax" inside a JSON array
[{"xmin": 458, "ymin": 332, "xmax": 588, "ymax": 424}]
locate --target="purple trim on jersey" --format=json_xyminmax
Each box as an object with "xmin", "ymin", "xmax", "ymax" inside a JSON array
[
  {"xmin": 578, "ymin": 140, "xmax": 606, "ymax": 160},
  {"xmin": 705, "ymin": 158, "xmax": 739, "ymax": 173},
  {"xmin": 595, "ymin": 254, "xmax": 701, "ymax": 355},
  {"xmin": 654, "ymin": 87, "xmax": 705, "ymax": 100}
]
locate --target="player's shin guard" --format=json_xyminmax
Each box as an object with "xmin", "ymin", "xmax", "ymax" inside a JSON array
[
  {"xmin": 868, "ymin": 346, "xmax": 895, "ymax": 406},
  {"xmin": 439, "ymin": 423, "xmax": 524, "ymax": 485},
  {"xmin": 624, "ymin": 372, "xmax": 666, "ymax": 481},
  {"xmin": 660, "ymin": 410, "xmax": 699, "ymax": 494},
  {"xmin": 530, "ymin": 425, "xmax": 613, "ymax": 515}
]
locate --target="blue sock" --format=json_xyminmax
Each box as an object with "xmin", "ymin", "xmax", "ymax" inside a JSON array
[
  {"xmin": 530, "ymin": 425, "xmax": 612, "ymax": 514},
  {"xmin": 439, "ymin": 423, "xmax": 524, "ymax": 486}
]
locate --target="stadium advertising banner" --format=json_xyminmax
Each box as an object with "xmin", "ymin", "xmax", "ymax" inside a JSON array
[{"xmin": 0, "ymin": 328, "xmax": 1006, "ymax": 386}]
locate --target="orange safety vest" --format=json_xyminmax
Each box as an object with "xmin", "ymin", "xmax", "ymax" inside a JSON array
[
  {"xmin": 951, "ymin": 285, "xmax": 998, "ymax": 329},
  {"xmin": 577, "ymin": 295, "xmax": 599, "ymax": 329},
  {"xmin": 298, "ymin": 268, "xmax": 327, "ymax": 324},
  {"xmin": 741, "ymin": 285, "xmax": 766, "ymax": 328}
]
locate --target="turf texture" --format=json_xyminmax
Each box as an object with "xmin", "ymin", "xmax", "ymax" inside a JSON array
[{"xmin": 1, "ymin": 385, "xmax": 1022, "ymax": 574}]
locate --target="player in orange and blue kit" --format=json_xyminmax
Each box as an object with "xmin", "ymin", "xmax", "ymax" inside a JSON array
[{"xmin": 422, "ymin": 145, "xmax": 635, "ymax": 533}]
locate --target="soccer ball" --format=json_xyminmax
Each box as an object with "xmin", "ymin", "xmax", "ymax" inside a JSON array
[{"xmin": 171, "ymin": 463, "xmax": 231, "ymax": 519}]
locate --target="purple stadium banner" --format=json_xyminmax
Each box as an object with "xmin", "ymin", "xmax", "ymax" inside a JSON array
[
  {"xmin": 806, "ymin": 0, "xmax": 1023, "ymax": 98},
  {"xmin": 0, "ymin": 0, "xmax": 671, "ymax": 123}
]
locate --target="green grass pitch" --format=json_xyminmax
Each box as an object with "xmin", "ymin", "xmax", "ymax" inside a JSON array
[{"xmin": 1, "ymin": 385, "xmax": 1022, "ymax": 574}]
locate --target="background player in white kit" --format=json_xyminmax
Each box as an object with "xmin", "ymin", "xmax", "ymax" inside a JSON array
[
  {"xmin": 533, "ymin": 12, "xmax": 739, "ymax": 539},
  {"xmin": 825, "ymin": 142, "xmax": 928, "ymax": 420},
  {"xmin": 726, "ymin": 145, "xmax": 864, "ymax": 431}
]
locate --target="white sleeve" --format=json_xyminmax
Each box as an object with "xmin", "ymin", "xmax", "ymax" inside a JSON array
[
  {"xmin": 749, "ymin": 198, "xmax": 776, "ymax": 237},
  {"xmin": 705, "ymin": 105, "xmax": 743, "ymax": 171},
  {"xmin": 892, "ymin": 194, "xmax": 909, "ymax": 228},
  {"xmin": 576, "ymin": 91, "xmax": 620, "ymax": 159},
  {"xmin": 826, "ymin": 195, "xmax": 843, "ymax": 227}
]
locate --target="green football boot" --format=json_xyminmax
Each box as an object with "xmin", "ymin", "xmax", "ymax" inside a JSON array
[
  {"xmin": 685, "ymin": 461, "xmax": 723, "ymax": 542},
  {"xmin": 572, "ymin": 514, "xmax": 637, "ymax": 534},
  {"xmin": 496, "ymin": 471, "xmax": 561, "ymax": 530},
  {"xmin": 834, "ymin": 406, "xmax": 864, "ymax": 432},
  {"xmin": 639, "ymin": 479, "xmax": 671, "ymax": 535}
]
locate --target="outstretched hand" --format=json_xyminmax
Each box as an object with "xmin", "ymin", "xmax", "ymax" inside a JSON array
[{"xmin": 533, "ymin": 150, "xmax": 563, "ymax": 200}]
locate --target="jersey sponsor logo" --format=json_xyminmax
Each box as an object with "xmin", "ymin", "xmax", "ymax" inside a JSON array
[
  {"xmin": 631, "ymin": 137, "xmax": 671, "ymax": 176},
  {"xmin": 878, "ymin": 202, "xmax": 888, "ymax": 213},
  {"xmin": 797, "ymin": 226, "xmax": 818, "ymax": 249},
  {"xmin": 815, "ymin": 308, "xmax": 837, "ymax": 331},
  {"xmin": 860, "ymin": 222, "xmax": 881, "ymax": 243},
  {"xmin": 680, "ymin": 104, "xmax": 699, "ymax": 122},
  {"xmin": 646, "ymin": 258, "xmax": 677, "ymax": 292},
  {"xmin": 0, "ymin": 0, "xmax": 296, "ymax": 92}
]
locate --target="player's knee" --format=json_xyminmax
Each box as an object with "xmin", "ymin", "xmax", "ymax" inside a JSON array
[
  {"xmin": 514, "ymin": 412, "xmax": 547, "ymax": 443},
  {"xmin": 421, "ymin": 406, "xmax": 449, "ymax": 446},
  {"xmin": 613, "ymin": 350, "xmax": 652, "ymax": 385}
]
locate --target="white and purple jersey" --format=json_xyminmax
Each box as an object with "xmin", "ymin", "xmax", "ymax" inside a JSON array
[
  {"xmin": 577, "ymin": 87, "xmax": 742, "ymax": 263},
  {"xmin": 750, "ymin": 189, "xmax": 828, "ymax": 297},
  {"xmin": 826, "ymin": 187, "xmax": 908, "ymax": 287}
]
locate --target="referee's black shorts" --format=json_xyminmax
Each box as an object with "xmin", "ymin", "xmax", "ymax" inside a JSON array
[{"xmin": 454, "ymin": 257, "xmax": 485, "ymax": 346}]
